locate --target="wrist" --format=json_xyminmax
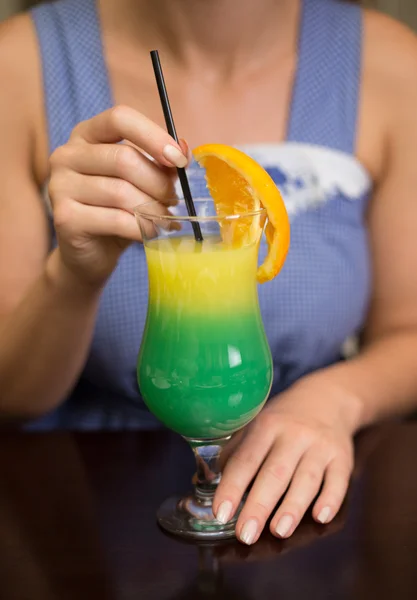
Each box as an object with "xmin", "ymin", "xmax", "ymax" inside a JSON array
[
  {"xmin": 290, "ymin": 368, "xmax": 365, "ymax": 436},
  {"xmin": 44, "ymin": 249, "xmax": 103, "ymax": 306},
  {"xmin": 315, "ymin": 364, "xmax": 366, "ymax": 434}
]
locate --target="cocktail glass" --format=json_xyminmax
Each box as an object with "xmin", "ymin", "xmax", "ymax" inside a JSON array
[{"xmin": 134, "ymin": 199, "xmax": 273, "ymax": 540}]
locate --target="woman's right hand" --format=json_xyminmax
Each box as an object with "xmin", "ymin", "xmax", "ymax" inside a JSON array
[{"xmin": 48, "ymin": 105, "xmax": 188, "ymax": 289}]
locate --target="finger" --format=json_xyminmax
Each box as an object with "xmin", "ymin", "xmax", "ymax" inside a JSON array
[
  {"xmin": 51, "ymin": 143, "xmax": 178, "ymax": 203},
  {"xmin": 213, "ymin": 421, "xmax": 276, "ymax": 526},
  {"xmin": 179, "ymin": 138, "xmax": 192, "ymax": 163},
  {"xmin": 53, "ymin": 198, "xmax": 179, "ymax": 243},
  {"xmin": 51, "ymin": 172, "xmax": 177, "ymax": 215},
  {"xmin": 54, "ymin": 199, "xmax": 142, "ymax": 242},
  {"xmin": 270, "ymin": 448, "xmax": 329, "ymax": 540},
  {"xmin": 71, "ymin": 106, "xmax": 188, "ymax": 168},
  {"xmin": 312, "ymin": 457, "xmax": 352, "ymax": 526},
  {"xmin": 236, "ymin": 440, "xmax": 307, "ymax": 545}
]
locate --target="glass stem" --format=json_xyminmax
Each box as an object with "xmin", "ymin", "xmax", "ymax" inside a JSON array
[{"xmin": 187, "ymin": 436, "xmax": 231, "ymax": 507}]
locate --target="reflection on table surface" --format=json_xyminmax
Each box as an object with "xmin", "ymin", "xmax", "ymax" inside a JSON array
[{"xmin": 0, "ymin": 424, "xmax": 415, "ymax": 599}]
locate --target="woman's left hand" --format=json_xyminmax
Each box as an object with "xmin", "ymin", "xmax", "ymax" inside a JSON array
[{"xmin": 213, "ymin": 371, "xmax": 361, "ymax": 545}]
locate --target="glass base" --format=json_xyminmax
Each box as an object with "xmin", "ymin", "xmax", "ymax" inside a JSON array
[{"xmin": 157, "ymin": 494, "xmax": 240, "ymax": 540}]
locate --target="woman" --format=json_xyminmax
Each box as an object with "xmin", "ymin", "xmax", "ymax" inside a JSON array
[{"xmin": 1, "ymin": 0, "xmax": 417, "ymax": 545}]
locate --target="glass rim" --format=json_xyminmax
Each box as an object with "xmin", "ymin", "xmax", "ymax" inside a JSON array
[{"xmin": 133, "ymin": 198, "xmax": 267, "ymax": 222}]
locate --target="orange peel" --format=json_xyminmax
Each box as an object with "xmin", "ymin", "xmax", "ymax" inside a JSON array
[{"xmin": 193, "ymin": 144, "xmax": 290, "ymax": 283}]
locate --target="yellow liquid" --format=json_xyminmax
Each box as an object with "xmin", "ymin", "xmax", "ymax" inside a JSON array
[{"xmin": 138, "ymin": 236, "xmax": 272, "ymax": 439}]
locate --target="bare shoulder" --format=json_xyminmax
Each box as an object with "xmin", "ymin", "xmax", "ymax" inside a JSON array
[
  {"xmin": 0, "ymin": 12, "xmax": 48, "ymax": 183},
  {"xmin": 0, "ymin": 11, "xmax": 35, "ymax": 50},
  {"xmin": 0, "ymin": 13, "xmax": 39, "ymax": 106},
  {"xmin": 363, "ymin": 9, "xmax": 417, "ymax": 104},
  {"xmin": 357, "ymin": 10, "xmax": 417, "ymax": 179}
]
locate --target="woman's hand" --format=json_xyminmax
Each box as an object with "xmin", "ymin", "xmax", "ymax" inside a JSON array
[
  {"xmin": 213, "ymin": 371, "xmax": 362, "ymax": 545},
  {"xmin": 48, "ymin": 105, "xmax": 188, "ymax": 289}
]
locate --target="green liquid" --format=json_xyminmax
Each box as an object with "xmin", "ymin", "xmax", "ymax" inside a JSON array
[{"xmin": 137, "ymin": 237, "xmax": 273, "ymax": 439}]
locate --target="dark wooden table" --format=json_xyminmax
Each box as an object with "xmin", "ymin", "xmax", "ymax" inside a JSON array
[{"xmin": 1, "ymin": 424, "xmax": 417, "ymax": 600}]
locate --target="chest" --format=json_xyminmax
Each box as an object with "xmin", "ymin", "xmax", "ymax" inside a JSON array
[
  {"xmin": 105, "ymin": 51, "xmax": 296, "ymax": 147},
  {"xmin": 102, "ymin": 48, "xmax": 384, "ymax": 181}
]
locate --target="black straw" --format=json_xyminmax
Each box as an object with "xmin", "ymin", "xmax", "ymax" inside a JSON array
[{"xmin": 150, "ymin": 50, "xmax": 203, "ymax": 242}]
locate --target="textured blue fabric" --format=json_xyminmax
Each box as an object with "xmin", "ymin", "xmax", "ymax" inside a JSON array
[{"xmin": 28, "ymin": 0, "xmax": 371, "ymax": 430}]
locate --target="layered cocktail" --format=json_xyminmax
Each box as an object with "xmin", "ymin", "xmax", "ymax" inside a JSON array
[
  {"xmin": 135, "ymin": 145, "xmax": 290, "ymax": 539},
  {"xmin": 139, "ymin": 234, "xmax": 272, "ymax": 440}
]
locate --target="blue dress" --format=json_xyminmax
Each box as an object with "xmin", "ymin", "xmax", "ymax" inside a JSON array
[{"xmin": 28, "ymin": 0, "xmax": 372, "ymax": 429}]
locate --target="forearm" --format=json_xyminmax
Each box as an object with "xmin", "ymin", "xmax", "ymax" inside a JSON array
[
  {"xmin": 0, "ymin": 249, "xmax": 101, "ymax": 419},
  {"xmin": 323, "ymin": 330, "xmax": 417, "ymax": 432}
]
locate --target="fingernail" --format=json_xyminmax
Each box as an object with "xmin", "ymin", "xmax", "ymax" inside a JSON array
[
  {"xmin": 275, "ymin": 515, "xmax": 293, "ymax": 538},
  {"xmin": 162, "ymin": 144, "xmax": 188, "ymax": 168},
  {"xmin": 179, "ymin": 138, "xmax": 192, "ymax": 162},
  {"xmin": 240, "ymin": 519, "xmax": 258, "ymax": 545},
  {"xmin": 216, "ymin": 500, "xmax": 233, "ymax": 525},
  {"xmin": 317, "ymin": 506, "xmax": 331, "ymax": 524}
]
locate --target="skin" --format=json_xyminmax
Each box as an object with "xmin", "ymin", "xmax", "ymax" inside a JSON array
[{"xmin": 1, "ymin": 0, "xmax": 417, "ymax": 544}]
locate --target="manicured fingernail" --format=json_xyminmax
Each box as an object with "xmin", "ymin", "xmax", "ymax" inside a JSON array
[
  {"xmin": 179, "ymin": 138, "xmax": 191, "ymax": 161},
  {"xmin": 240, "ymin": 519, "xmax": 258, "ymax": 545},
  {"xmin": 162, "ymin": 144, "xmax": 188, "ymax": 168},
  {"xmin": 317, "ymin": 506, "xmax": 331, "ymax": 524},
  {"xmin": 216, "ymin": 500, "xmax": 233, "ymax": 525},
  {"xmin": 275, "ymin": 515, "xmax": 293, "ymax": 538}
]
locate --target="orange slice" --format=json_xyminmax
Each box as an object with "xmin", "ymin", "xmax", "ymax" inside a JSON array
[{"xmin": 192, "ymin": 144, "xmax": 290, "ymax": 283}]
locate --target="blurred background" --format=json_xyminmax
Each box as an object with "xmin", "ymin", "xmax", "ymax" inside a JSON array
[
  {"xmin": 0, "ymin": 0, "xmax": 417, "ymax": 30},
  {"xmin": 2, "ymin": 0, "xmax": 417, "ymax": 30}
]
